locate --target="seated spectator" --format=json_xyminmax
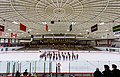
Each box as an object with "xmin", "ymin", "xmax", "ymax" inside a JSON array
[
  {"xmin": 23, "ymin": 69, "xmax": 28, "ymax": 76},
  {"xmin": 15, "ymin": 71, "xmax": 21, "ymax": 77}
]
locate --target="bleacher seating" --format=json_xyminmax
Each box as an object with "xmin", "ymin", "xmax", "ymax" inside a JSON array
[{"xmin": 17, "ymin": 45, "xmax": 100, "ymax": 51}]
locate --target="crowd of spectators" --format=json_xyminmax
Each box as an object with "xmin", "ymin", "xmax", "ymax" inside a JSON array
[{"xmin": 94, "ymin": 64, "xmax": 120, "ymax": 77}]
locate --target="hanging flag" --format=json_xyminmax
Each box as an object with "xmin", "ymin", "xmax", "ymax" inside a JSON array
[
  {"xmin": 11, "ymin": 33, "xmax": 17, "ymax": 38},
  {"xmin": 0, "ymin": 25, "xmax": 5, "ymax": 32},
  {"xmin": 0, "ymin": 31, "xmax": 2, "ymax": 36},
  {"xmin": 91, "ymin": 24, "xmax": 98, "ymax": 32},
  {"xmin": 20, "ymin": 23, "xmax": 26, "ymax": 32},
  {"xmin": 46, "ymin": 24, "xmax": 48, "ymax": 32},
  {"xmin": 8, "ymin": 39, "xmax": 10, "ymax": 47},
  {"xmin": 69, "ymin": 24, "xmax": 72, "ymax": 32}
]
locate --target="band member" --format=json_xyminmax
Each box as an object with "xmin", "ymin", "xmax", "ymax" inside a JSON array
[
  {"xmin": 56, "ymin": 63, "xmax": 61, "ymax": 73},
  {"xmin": 76, "ymin": 54, "xmax": 79, "ymax": 60}
]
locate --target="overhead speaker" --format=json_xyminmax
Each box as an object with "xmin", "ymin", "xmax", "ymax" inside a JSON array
[
  {"xmin": 42, "ymin": 35, "xmax": 44, "ymax": 38},
  {"xmin": 31, "ymin": 35, "xmax": 34, "ymax": 38},
  {"xmin": 51, "ymin": 21, "xmax": 54, "ymax": 24},
  {"xmin": 58, "ymin": 20, "xmax": 60, "ymax": 22}
]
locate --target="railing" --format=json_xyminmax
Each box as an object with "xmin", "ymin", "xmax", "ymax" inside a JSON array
[
  {"xmin": 0, "ymin": 60, "xmax": 120, "ymax": 75},
  {"xmin": 0, "ymin": 73, "xmax": 93, "ymax": 77}
]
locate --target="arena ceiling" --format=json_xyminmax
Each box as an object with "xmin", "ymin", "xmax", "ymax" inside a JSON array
[{"xmin": 0, "ymin": 0, "xmax": 120, "ymax": 40}]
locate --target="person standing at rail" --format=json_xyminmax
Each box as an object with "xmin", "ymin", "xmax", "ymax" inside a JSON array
[
  {"xmin": 102, "ymin": 65, "xmax": 112, "ymax": 77},
  {"xmin": 111, "ymin": 64, "xmax": 120, "ymax": 77}
]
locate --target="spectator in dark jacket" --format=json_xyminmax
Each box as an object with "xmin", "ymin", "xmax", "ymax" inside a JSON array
[
  {"xmin": 94, "ymin": 68, "xmax": 103, "ymax": 77},
  {"xmin": 112, "ymin": 64, "xmax": 120, "ymax": 77},
  {"xmin": 102, "ymin": 65, "xmax": 112, "ymax": 77},
  {"xmin": 15, "ymin": 71, "xmax": 21, "ymax": 77},
  {"xmin": 23, "ymin": 69, "xmax": 28, "ymax": 76}
]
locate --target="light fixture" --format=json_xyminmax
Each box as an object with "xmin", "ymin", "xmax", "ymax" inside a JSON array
[
  {"xmin": 79, "ymin": 33, "xmax": 82, "ymax": 34},
  {"xmin": 72, "ymin": 22, "xmax": 76, "ymax": 25},
  {"xmin": 65, "ymin": 33, "xmax": 67, "ymax": 34},
  {"xmin": 5, "ymin": 35, "xmax": 8, "ymax": 36},
  {"xmin": 28, "ymin": 29, "xmax": 31, "ymax": 31},
  {"xmin": 105, "ymin": 29, "xmax": 109, "ymax": 31},
  {"xmin": 12, "ymin": 21, "xmax": 18, "ymax": 24},
  {"xmin": 6, "ymin": 33, "xmax": 9, "ymax": 35},
  {"xmin": 99, "ymin": 22, "xmax": 105, "ymax": 25},
  {"xmin": 51, "ymin": 33, "xmax": 53, "ymax": 34},
  {"xmin": 36, "ymin": 33, "xmax": 39, "ymax": 34},
  {"xmin": 42, "ymin": 22, "xmax": 47, "ymax": 24},
  {"xmin": 8, "ymin": 29, "xmax": 12, "ymax": 31},
  {"xmin": 114, "ymin": 35, "xmax": 120, "ymax": 37},
  {"xmin": 48, "ymin": 29, "xmax": 51, "ymax": 31},
  {"xmin": 101, "ymin": 36, "xmax": 104, "ymax": 38},
  {"xmin": 86, "ymin": 30, "xmax": 89, "ymax": 32},
  {"xmin": 67, "ymin": 29, "xmax": 69, "ymax": 31}
]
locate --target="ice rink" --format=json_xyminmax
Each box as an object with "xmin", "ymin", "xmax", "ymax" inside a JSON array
[{"xmin": 0, "ymin": 50, "xmax": 120, "ymax": 73}]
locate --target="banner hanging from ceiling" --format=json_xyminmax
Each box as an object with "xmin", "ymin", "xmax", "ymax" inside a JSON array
[
  {"xmin": 113, "ymin": 25, "xmax": 120, "ymax": 35},
  {"xmin": 91, "ymin": 24, "xmax": 98, "ymax": 32},
  {"xmin": 0, "ymin": 25, "xmax": 5, "ymax": 32}
]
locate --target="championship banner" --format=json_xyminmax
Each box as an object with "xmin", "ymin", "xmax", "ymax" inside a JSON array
[
  {"xmin": 113, "ymin": 25, "xmax": 120, "ymax": 32},
  {"xmin": 91, "ymin": 24, "xmax": 98, "ymax": 32},
  {"xmin": 0, "ymin": 25, "xmax": 5, "ymax": 32},
  {"xmin": 113, "ymin": 25, "xmax": 120, "ymax": 35},
  {"xmin": 113, "ymin": 31, "xmax": 120, "ymax": 35},
  {"xmin": 69, "ymin": 24, "xmax": 72, "ymax": 32}
]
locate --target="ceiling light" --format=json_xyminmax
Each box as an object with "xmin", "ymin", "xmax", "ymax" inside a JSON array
[
  {"xmin": 36, "ymin": 33, "xmax": 39, "ymax": 34},
  {"xmin": 12, "ymin": 21, "xmax": 18, "ymax": 24},
  {"xmin": 28, "ymin": 29, "xmax": 31, "ymax": 31},
  {"xmin": 79, "ymin": 33, "xmax": 82, "ymax": 34},
  {"xmin": 99, "ymin": 22, "xmax": 105, "ymax": 25},
  {"xmin": 6, "ymin": 33, "xmax": 9, "ymax": 35},
  {"xmin": 101, "ymin": 36, "xmax": 104, "ymax": 38},
  {"xmin": 86, "ymin": 30, "xmax": 89, "ymax": 32},
  {"xmin": 114, "ymin": 35, "xmax": 120, "ymax": 37},
  {"xmin": 42, "ymin": 22, "xmax": 47, "ymax": 24},
  {"xmin": 67, "ymin": 29, "xmax": 69, "ymax": 31},
  {"xmin": 5, "ymin": 35, "xmax": 8, "ymax": 36},
  {"xmin": 72, "ymin": 22, "xmax": 76, "ymax": 25},
  {"xmin": 8, "ymin": 29, "xmax": 12, "ymax": 31},
  {"xmin": 29, "ymin": 35, "xmax": 31, "ymax": 36},
  {"xmin": 51, "ymin": 33, "xmax": 53, "ymax": 34},
  {"xmin": 48, "ymin": 29, "xmax": 51, "ymax": 31},
  {"xmin": 65, "ymin": 33, "xmax": 67, "ymax": 34},
  {"xmin": 105, "ymin": 29, "xmax": 109, "ymax": 31}
]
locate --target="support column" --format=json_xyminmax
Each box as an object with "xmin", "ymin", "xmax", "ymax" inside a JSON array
[
  {"xmin": 8, "ymin": 39, "xmax": 10, "ymax": 47},
  {"xmin": 107, "ymin": 39, "xmax": 109, "ymax": 47},
  {"xmin": 43, "ymin": 62, "xmax": 46, "ymax": 77},
  {"xmin": 95, "ymin": 40, "xmax": 98, "ymax": 46},
  {"xmin": 69, "ymin": 62, "xmax": 70, "ymax": 77}
]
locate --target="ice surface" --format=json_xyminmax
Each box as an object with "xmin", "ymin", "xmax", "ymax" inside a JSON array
[{"xmin": 0, "ymin": 51, "xmax": 120, "ymax": 73}]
